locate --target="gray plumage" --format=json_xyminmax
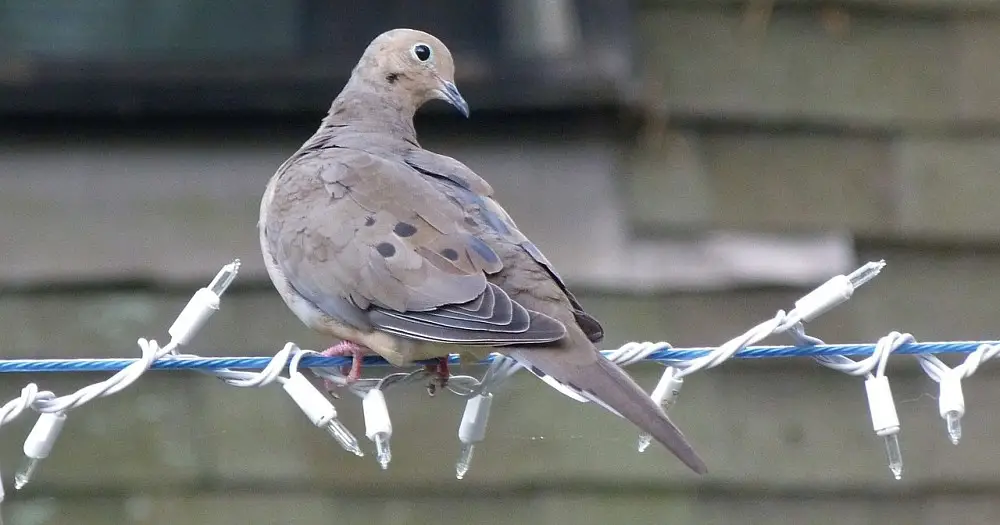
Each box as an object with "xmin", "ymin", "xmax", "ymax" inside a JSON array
[{"xmin": 259, "ymin": 28, "xmax": 707, "ymax": 474}]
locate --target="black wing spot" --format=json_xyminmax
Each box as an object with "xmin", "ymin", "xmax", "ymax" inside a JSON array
[
  {"xmin": 464, "ymin": 216, "xmax": 477, "ymax": 227},
  {"xmin": 386, "ymin": 72, "xmax": 399, "ymax": 84},
  {"xmin": 376, "ymin": 242, "xmax": 396, "ymax": 257},
  {"xmin": 365, "ymin": 216, "xmax": 376, "ymax": 226},
  {"xmin": 393, "ymin": 222, "xmax": 417, "ymax": 237},
  {"xmin": 440, "ymin": 248, "xmax": 459, "ymax": 261}
]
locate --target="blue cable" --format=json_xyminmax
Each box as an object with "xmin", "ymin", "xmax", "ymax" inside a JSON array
[{"xmin": 0, "ymin": 341, "xmax": 993, "ymax": 373}]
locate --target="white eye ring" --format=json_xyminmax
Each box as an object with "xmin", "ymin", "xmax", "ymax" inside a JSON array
[{"xmin": 411, "ymin": 43, "xmax": 433, "ymax": 62}]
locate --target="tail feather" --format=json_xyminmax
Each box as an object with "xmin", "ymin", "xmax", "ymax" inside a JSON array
[{"xmin": 509, "ymin": 347, "xmax": 708, "ymax": 475}]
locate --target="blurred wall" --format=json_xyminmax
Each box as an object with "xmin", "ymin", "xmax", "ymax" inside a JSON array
[{"xmin": 2, "ymin": 1, "xmax": 1000, "ymax": 524}]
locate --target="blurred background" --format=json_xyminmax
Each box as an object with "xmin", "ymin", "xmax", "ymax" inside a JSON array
[{"xmin": 2, "ymin": 0, "xmax": 1000, "ymax": 523}]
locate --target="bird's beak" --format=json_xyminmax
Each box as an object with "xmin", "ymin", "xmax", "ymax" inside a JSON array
[{"xmin": 438, "ymin": 80, "xmax": 470, "ymax": 118}]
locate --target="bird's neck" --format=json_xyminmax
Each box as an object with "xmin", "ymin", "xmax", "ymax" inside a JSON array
[{"xmin": 319, "ymin": 77, "xmax": 418, "ymax": 142}]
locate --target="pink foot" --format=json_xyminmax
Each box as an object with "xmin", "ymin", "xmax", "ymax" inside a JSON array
[{"xmin": 320, "ymin": 341, "xmax": 367, "ymax": 390}]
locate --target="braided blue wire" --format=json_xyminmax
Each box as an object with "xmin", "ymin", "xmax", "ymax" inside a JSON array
[{"xmin": 0, "ymin": 341, "xmax": 993, "ymax": 373}]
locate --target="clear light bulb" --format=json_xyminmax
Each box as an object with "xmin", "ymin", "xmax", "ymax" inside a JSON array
[
  {"xmin": 883, "ymin": 433, "xmax": 903, "ymax": 480},
  {"xmin": 363, "ymin": 389, "xmax": 393, "ymax": 470},
  {"xmin": 282, "ymin": 373, "xmax": 362, "ymax": 458},
  {"xmin": 208, "ymin": 259, "xmax": 241, "ymax": 297},
  {"xmin": 637, "ymin": 433, "xmax": 653, "ymax": 453},
  {"xmin": 373, "ymin": 432, "xmax": 391, "ymax": 470},
  {"xmin": 455, "ymin": 443, "xmax": 475, "ymax": 480},
  {"xmin": 847, "ymin": 260, "xmax": 886, "ymax": 289},
  {"xmin": 13, "ymin": 458, "xmax": 39, "ymax": 490},
  {"xmin": 865, "ymin": 375, "xmax": 901, "ymax": 480},
  {"xmin": 455, "ymin": 393, "xmax": 493, "ymax": 479},
  {"xmin": 325, "ymin": 419, "xmax": 364, "ymax": 457},
  {"xmin": 945, "ymin": 410, "xmax": 962, "ymax": 445},
  {"xmin": 14, "ymin": 412, "xmax": 67, "ymax": 490}
]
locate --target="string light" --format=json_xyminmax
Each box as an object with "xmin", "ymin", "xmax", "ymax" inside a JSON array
[{"xmin": 0, "ymin": 259, "xmax": 996, "ymax": 493}]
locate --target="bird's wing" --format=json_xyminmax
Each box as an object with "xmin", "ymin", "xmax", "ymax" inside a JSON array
[
  {"xmin": 404, "ymin": 148, "xmax": 604, "ymax": 342},
  {"xmin": 264, "ymin": 147, "xmax": 566, "ymax": 345}
]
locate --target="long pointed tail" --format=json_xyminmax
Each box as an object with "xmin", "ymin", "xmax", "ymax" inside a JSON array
[{"xmin": 509, "ymin": 347, "xmax": 707, "ymax": 474}]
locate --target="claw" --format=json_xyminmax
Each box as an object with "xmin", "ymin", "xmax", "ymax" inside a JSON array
[
  {"xmin": 423, "ymin": 357, "xmax": 450, "ymax": 396},
  {"xmin": 320, "ymin": 341, "xmax": 367, "ymax": 391}
]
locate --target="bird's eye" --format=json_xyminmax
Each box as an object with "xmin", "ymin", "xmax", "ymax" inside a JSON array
[{"xmin": 412, "ymin": 43, "xmax": 432, "ymax": 62}]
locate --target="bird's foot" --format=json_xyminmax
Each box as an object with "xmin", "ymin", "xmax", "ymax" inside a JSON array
[
  {"xmin": 423, "ymin": 357, "xmax": 450, "ymax": 396},
  {"xmin": 320, "ymin": 341, "xmax": 367, "ymax": 392}
]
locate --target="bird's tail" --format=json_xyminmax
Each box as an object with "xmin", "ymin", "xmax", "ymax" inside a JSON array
[{"xmin": 508, "ymin": 345, "xmax": 707, "ymax": 475}]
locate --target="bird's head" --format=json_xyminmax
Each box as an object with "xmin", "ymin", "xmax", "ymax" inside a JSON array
[{"xmin": 355, "ymin": 28, "xmax": 469, "ymax": 118}]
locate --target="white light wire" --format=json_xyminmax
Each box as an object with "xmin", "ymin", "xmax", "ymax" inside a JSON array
[{"xmin": 1, "ymin": 258, "xmax": 999, "ymax": 488}]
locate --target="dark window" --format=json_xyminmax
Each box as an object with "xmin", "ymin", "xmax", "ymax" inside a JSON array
[{"xmin": 0, "ymin": 0, "xmax": 632, "ymax": 115}]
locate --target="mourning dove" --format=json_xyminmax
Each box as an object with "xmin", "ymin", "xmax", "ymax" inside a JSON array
[{"xmin": 259, "ymin": 28, "xmax": 707, "ymax": 474}]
